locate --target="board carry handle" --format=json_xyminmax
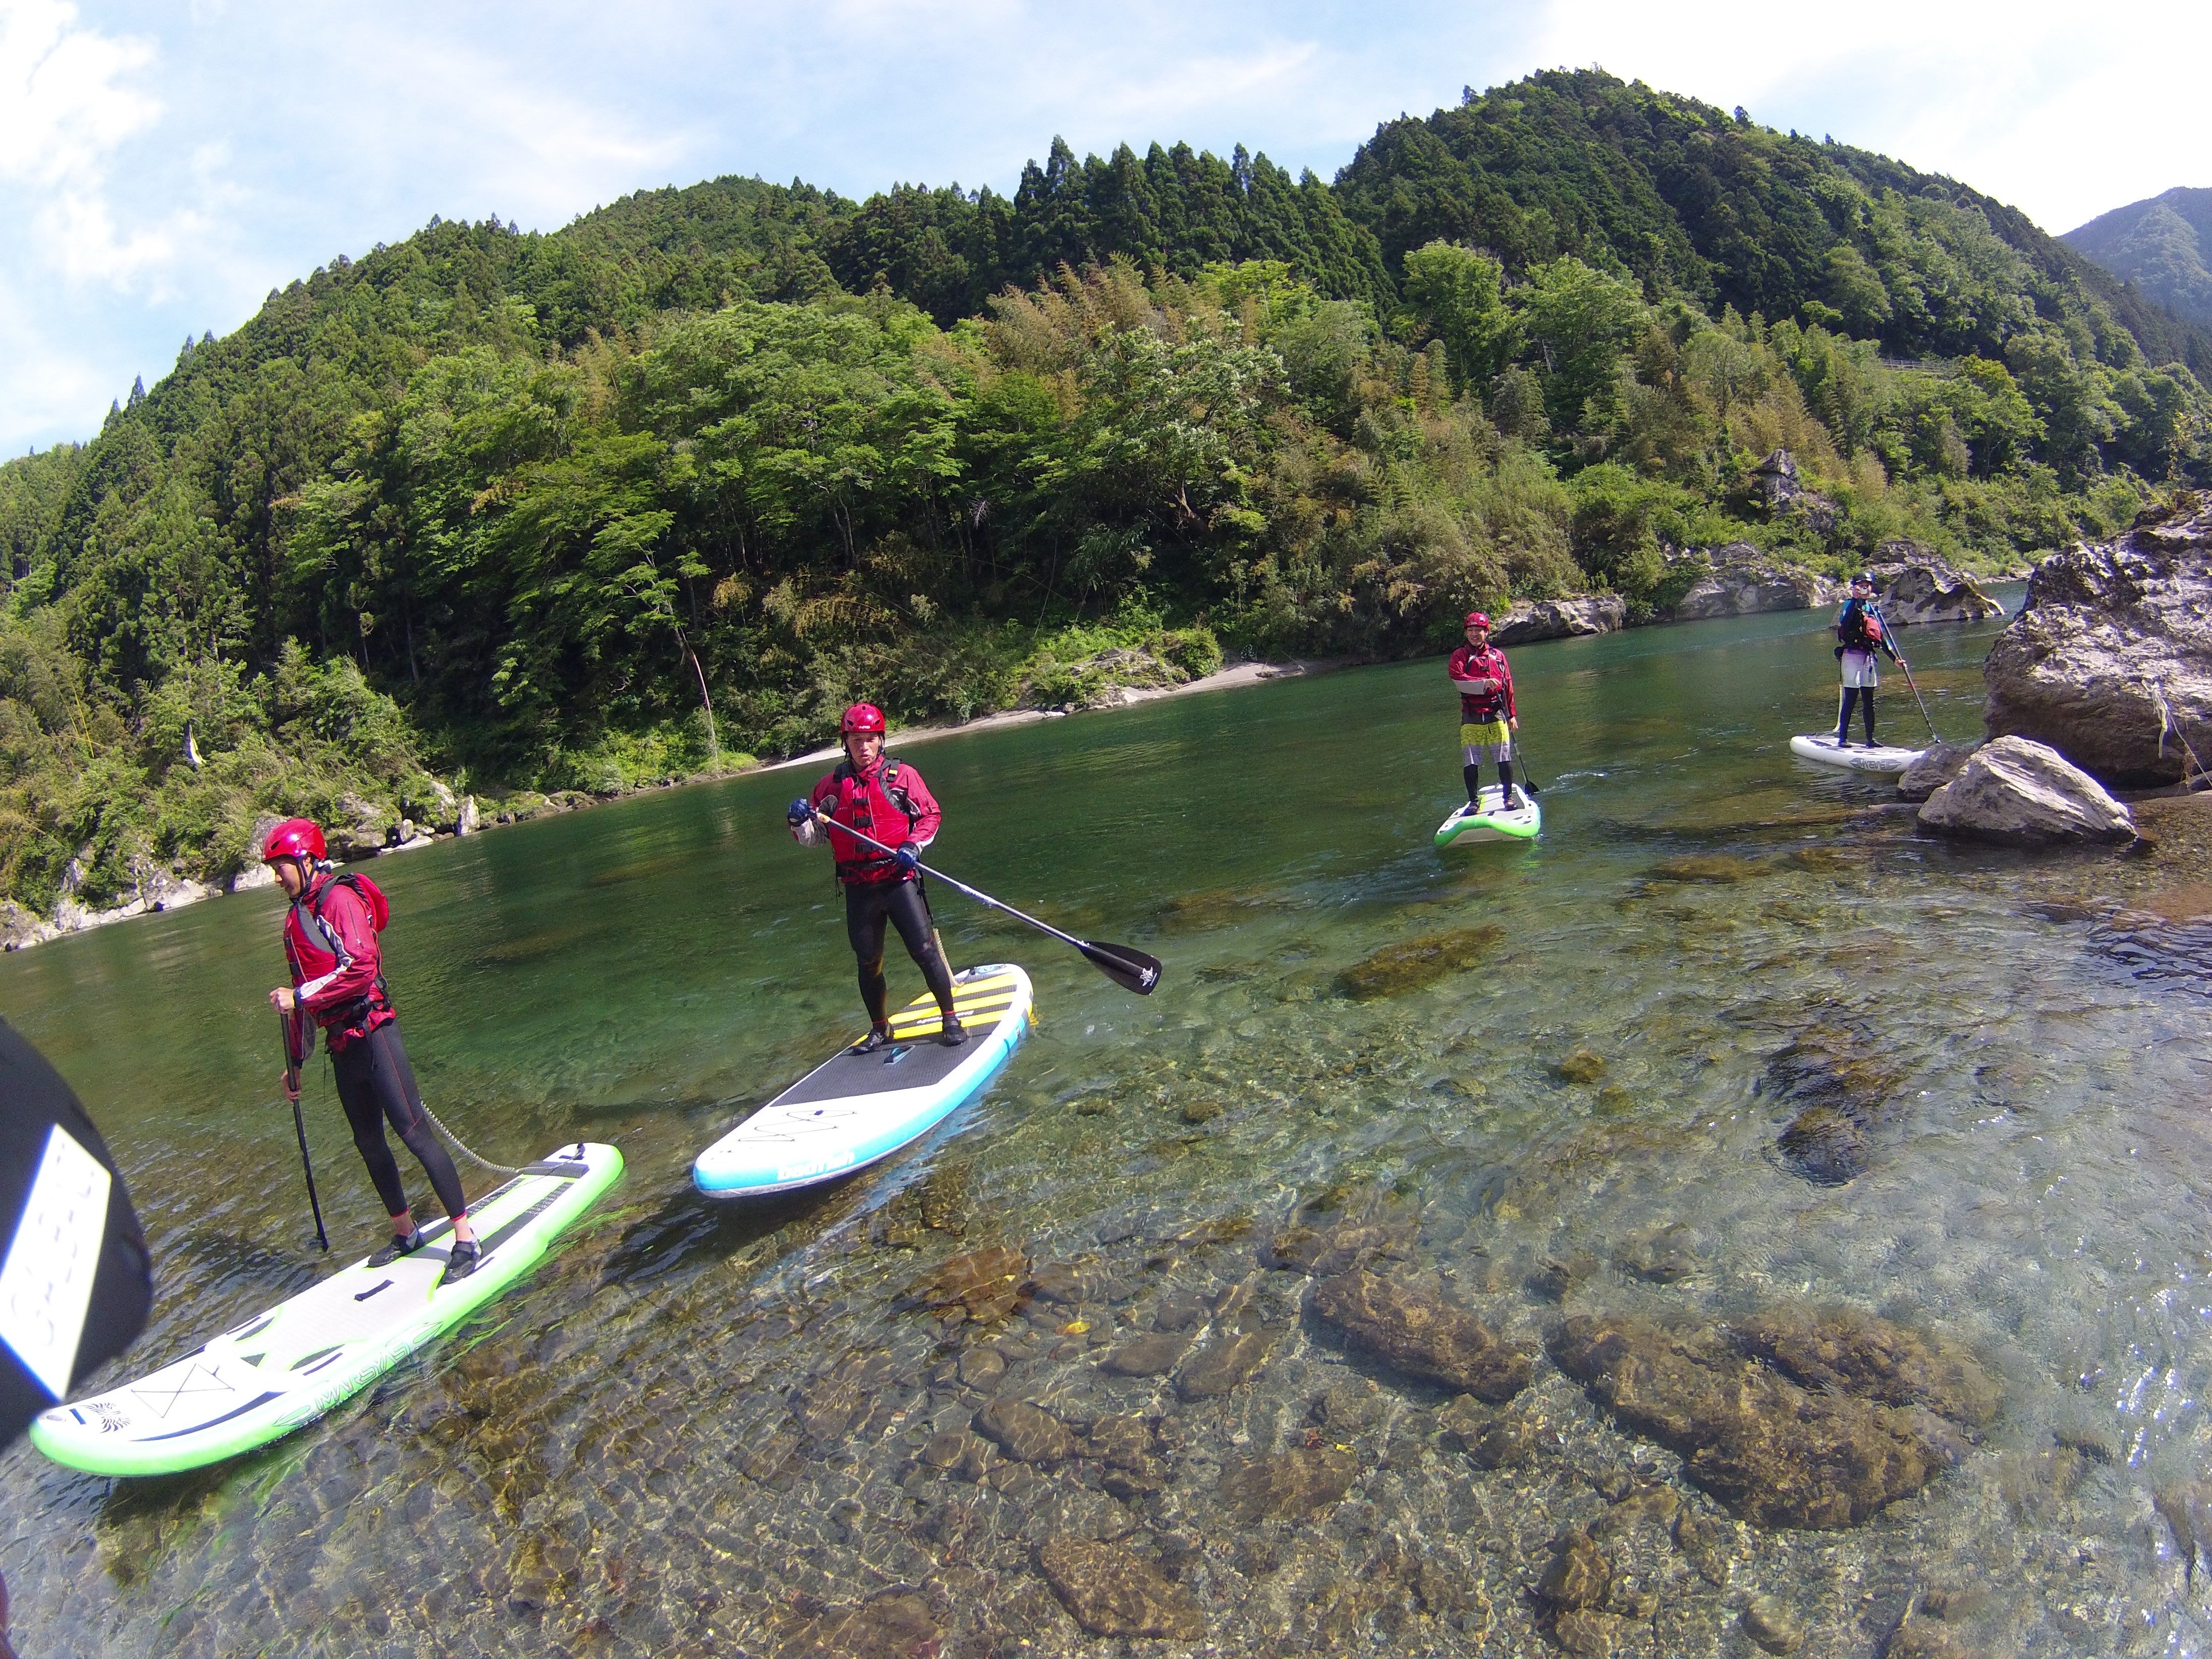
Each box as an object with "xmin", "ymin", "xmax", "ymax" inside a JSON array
[{"xmin": 809, "ymin": 810, "xmax": 1162, "ymax": 996}]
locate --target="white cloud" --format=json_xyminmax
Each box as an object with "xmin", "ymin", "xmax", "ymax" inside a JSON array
[{"xmin": 0, "ymin": 0, "xmax": 160, "ymax": 187}]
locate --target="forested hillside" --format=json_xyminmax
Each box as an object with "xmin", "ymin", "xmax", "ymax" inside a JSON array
[
  {"xmin": 4, "ymin": 68, "xmax": 2209, "ymax": 922},
  {"xmin": 2064, "ymin": 187, "xmax": 2212, "ymax": 328}
]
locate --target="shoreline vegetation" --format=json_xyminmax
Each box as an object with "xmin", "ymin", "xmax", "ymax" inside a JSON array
[{"xmin": 5, "ymin": 68, "xmax": 2208, "ymax": 944}]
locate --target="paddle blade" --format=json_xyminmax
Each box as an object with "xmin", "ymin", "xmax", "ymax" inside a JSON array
[{"xmin": 1078, "ymin": 939, "xmax": 1163, "ymax": 994}]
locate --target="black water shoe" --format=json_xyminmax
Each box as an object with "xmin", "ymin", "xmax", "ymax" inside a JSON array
[
  {"xmin": 939, "ymin": 1017, "xmax": 969, "ymax": 1047},
  {"xmin": 850, "ymin": 1025, "xmax": 894, "ymax": 1054},
  {"xmin": 440, "ymin": 1240, "xmax": 483, "ymax": 1286},
  {"xmin": 369, "ymin": 1228, "xmax": 424, "ymax": 1266}
]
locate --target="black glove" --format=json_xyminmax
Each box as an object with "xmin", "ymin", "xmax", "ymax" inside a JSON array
[
  {"xmin": 787, "ymin": 798, "xmax": 813, "ymax": 827},
  {"xmin": 894, "ymin": 842, "xmax": 921, "ymax": 874}
]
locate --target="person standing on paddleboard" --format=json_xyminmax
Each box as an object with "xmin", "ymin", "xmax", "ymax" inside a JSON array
[
  {"xmin": 787, "ymin": 704, "xmax": 968, "ymax": 1050},
  {"xmin": 1449, "ymin": 612, "xmax": 1524, "ymax": 811},
  {"xmin": 261, "ymin": 820, "xmax": 482, "ymax": 1281},
  {"xmin": 1833, "ymin": 573, "xmax": 1907, "ymax": 748}
]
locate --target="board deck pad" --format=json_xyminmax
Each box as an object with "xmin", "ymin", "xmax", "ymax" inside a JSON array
[
  {"xmin": 29, "ymin": 1141, "xmax": 623, "ymax": 1478},
  {"xmin": 1789, "ymin": 734, "xmax": 1926, "ymax": 773},
  {"xmin": 693, "ymin": 964, "xmax": 1031, "ymax": 1200},
  {"xmin": 1435, "ymin": 786, "xmax": 1542, "ymax": 848}
]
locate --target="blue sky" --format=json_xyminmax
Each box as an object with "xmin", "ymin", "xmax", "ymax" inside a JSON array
[{"xmin": 4, "ymin": 0, "xmax": 2207, "ymax": 455}]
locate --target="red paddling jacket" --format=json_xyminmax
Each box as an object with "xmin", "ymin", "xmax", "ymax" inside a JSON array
[
  {"xmin": 801, "ymin": 755, "xmax": 943, "ymax": 886},
  {"xmin": 1448, "ymin": 642, "xmax": 1517, "ymax": 723},
  {"xmin": 282, "ymin": 871, "xmax": 395, "ymax": 1052}
]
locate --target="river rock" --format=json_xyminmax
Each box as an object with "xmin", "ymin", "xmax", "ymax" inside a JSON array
[
  {"xmin": 974, "ymin": 1397, "xmax": 1077, "ymax": 1463},
  {"xmin": 1098, "ymin": 1330, "xmax": 1192, "ymax": 1377},
  {"xmin": 1336, "ymin": 925, "xmax": 1503, "ymax": 1000},
  {"xmin": 1036, "ymin": 1536, "xmax": 1206, "ymax": 1640},
  {"xmin": 1982, "ymin": 499, "xmax": 2212, "ymax": 783},
  {"xmin": 1308, "ymin": 1271, "xmax": 1532, "ymax": 1400},
  {"xmin": 1896, "ymin": 742, "xmax": 1973, "ymax": 802},
  {"xmin": 1740, "ymin": 1592, "xmax": 1805, "ymax": 1653},
  {"xmin": 1766, "ymin": 1022, "xmax": 1902, "ymax": 1186},
  {"xmin": 1917, "ymin": 735, "xmax": 2136, "ymax": 847},
  {"xmin": 899, "ymin": 1244, "xmax": 1031, "ymax": 1323},
  {"xmin": 777, "ymin": 1589, "xmax": 941, "ymax": 1657},
  {"xmin": 1175, "ymin": 1328, "xmax": 1274, "ymax": 1399},
  {"xmin": 1868, "ymin": 546, "xmax": 2006, "ymax": 624},
  {"xmin": 1490, "ymin": 595, "xmax": 1627, "ymax": 645},
  {"xmin": 1219, "ymin": 1445, "xmax": 1358, "ymax": 1522},
  {"xmin": 1548, "ymin": 1313, "xmax": 1947, "ymax": 1528},
  {"xmin": 1730, "ymin": 1305, "xmax": 2003, "ymax": 1427},
  {"xmin": 1664, "ymin": 542, "xmax": 1840, "ymax": 621},
  {"xmin": 1259, "ymin": 1219, "xmax": 1415, "ymax": 1275}
]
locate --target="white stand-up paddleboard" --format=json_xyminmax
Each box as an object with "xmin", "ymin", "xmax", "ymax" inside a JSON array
[
  {"xmin": 30, "ymin": 1142, "xmax": 623, "ymax": 1478},
  {"xmin": 1435, "ymin": 785, "xmax": 1542, "ymax": 847},
  {"xmin": 693, "ymin": 964, "xmax": 1032, "ymax": 1200},
  {"xmin": 1789, "ymin": 734, "xmax": 1926, "ymax": 773}
]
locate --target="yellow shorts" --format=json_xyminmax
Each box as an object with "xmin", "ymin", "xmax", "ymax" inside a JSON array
[{"xmin": 1460, "ymin": 721, "xmax": 1511, "ymax": 761}]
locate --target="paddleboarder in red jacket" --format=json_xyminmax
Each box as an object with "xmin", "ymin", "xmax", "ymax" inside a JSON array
[
  {"xmin": 788, "ymin": 705, "xmax": 966, "ymax": 1049},
  {"xmin": 262, "ymin": 819, "xmax": 481, "ymax": 1280},
  {"xmin": 1448, "ymin": 612, "xmax": 1524, "ymax": 810}
]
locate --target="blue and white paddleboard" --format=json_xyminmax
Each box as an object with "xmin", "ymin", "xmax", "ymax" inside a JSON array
[
  {"xmin": 30, "ymin": 1143, "xmax": 624, "ymax": 1477},
  {"xmin": 693, "ymin": 964, "xmax": 1032, "ymax": 1200}
]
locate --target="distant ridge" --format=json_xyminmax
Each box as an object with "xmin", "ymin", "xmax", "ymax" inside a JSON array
[{"xmin": 2063, "ymin": 188, "xmax": 2212, "ymax": 328}]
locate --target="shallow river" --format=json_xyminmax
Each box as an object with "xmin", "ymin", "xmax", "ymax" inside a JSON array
[{"xmin": 8, "ymin": 594, "xmax": 2212, "ymax": 1657}]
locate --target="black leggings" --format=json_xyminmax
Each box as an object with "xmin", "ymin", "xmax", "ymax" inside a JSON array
[
  {"xmin": 1837, "ymin": 686, "xmax": 1877, "ymax": 743},
  {"xmin": 330, "ymin": 1021, "xmax": 467, "ymax": 1223},
  {"xmin": 844, "ymin": 879, "xmax": 956, "ymax": 1026}
]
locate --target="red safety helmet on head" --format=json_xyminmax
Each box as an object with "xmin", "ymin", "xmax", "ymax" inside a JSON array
[
  {"xmin": 841, "ymin": 703, "xmax": 887, "ymax": 736},
  {"xmin": 261, "ymin": 817, "xmax": 326, "ymax": 863},
  {"xmin": 1464, "ymin": 611, "xmax": 1491, "ymax": 630}
]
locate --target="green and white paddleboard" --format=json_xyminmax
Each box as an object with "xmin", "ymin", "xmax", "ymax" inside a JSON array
[
  {"xmin": 1435, "ymin": 786, "xmax": 1541, "ymax": 848},
  {"xmin": 29, "ymin": 1142, "xmax": 622, "ymax": 1478}
]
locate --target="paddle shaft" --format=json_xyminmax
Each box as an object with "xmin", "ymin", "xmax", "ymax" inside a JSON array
[
  {"xmin": 812, "ymin": 814, "xmax": 1099, "ymax": 957},
  {"xmin": 1868, "ymin": 601, "xmax": 1939, "ymax": 742},
  {"xmin": 277, "ymin": 1011, "xmax": 329, "ymax": 1253}
]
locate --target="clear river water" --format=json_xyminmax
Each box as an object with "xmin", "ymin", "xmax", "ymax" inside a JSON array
[{"xmin": 8, "ymin": 592, "xmax": 2212, "ymax": 1658}]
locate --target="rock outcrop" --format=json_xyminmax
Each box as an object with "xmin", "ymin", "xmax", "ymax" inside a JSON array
[
  {"xmin": 1664, "ymin": 542, "xmax": 1841, "ymax": 621},
  {"xmin": 1489, "ymin": 596, "xmax": 1627, "ymax": 645},
  {"xmin": 1867, "ymin": 545, "xmax": 2006, "ymax": 624},
  {"xmin": 1917, "ymin": 735, "xmax": 2136, "ymax": 847},
  {"xmin": 1981, "ymin": 497, "xmax": 2212, "ymax": 783}
]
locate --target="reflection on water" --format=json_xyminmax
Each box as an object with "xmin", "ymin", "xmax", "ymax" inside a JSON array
[{"xmin": 9, "ymin": 593, "xmax": 2212, "ymax": 1655}]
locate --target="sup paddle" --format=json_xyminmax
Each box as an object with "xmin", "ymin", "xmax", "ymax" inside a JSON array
[
  {"xmin": 277, "ymin": 1009, "xmax": 329, "ymax": 1253},
  {"xmin": 1868, "ymin": 600, "xmax": 1940, "ymax": 743},
  {"xmin": 1512, "ymin": 737, "xmax": 1542, "ymax": 797},
  {"xmin": 809, "ymin": 811, "xmax": 1162, "ymax": 994}
]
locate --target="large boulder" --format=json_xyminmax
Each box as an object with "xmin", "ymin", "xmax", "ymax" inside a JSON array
[
  {"xmin": 1917, "ymin": 735, "xmax": 2136, "ymax": 847},
  {"xmin": 1867, "ymin": 544, "xmax": 2006, "ymax": 624},
  {"xmin": 1490, "ymin": 595, "xmax": 1626, "ymax": 645},
  {"xmin": 1665, "ymin": 543, "xmax": 1841, "ymax": 621},
  {"xmin": 1981, "ymin": 499, "xmax": 2212, "ymax": 783},
  {"xmin": 1895, "ymin": 742, "xmax": 1973, "ymax": 803}
]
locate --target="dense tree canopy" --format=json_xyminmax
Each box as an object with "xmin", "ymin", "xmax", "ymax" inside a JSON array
[{"xmin": 3, "ymin": 69, "xmax": 2209, "ymax": 920}]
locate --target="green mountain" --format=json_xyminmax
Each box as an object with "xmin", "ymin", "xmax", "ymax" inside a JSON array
[
  {"xmin": 2064, "ymin": 188, "xmax": 2212, "ymax": 328},
  {"xmin": 2, "ymin": 68, "xmax": 2208, "ymax": 925}
]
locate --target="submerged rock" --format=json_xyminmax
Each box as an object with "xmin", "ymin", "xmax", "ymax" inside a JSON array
[
  {"xmin": 1896, "ymin": 742, "xmax": 1973, "ymax": 803},
  {"xmin": 1613, "ymin": 1222, "xmax": 1702, "ymax": 1284},
  {"xmin": 1176, "ymin": 1328, "xmax": 1276, "ymax": 1400},
  {"xmin": 1918, "ymin": 735, "xmax": 2136, "ymax": 847},
  {"xmin": 1548, "ymin": 1313, "xmax": 1948, "ymax": 1528},
  {"xmin": 1260, "ymin": 1219, "xmax": 1415, "ymax": 1276},
  {"xmin": 775, "ymin": 1588, "xmax": 942, "ymax": 1657},
  {"xmin": 1765, "ymin": 1022, "xmax": 1904, "ymax": 1186},
  {"xmin": 1536, "ymin": 1531, "xmax": 1613, "ymax": 1610},
  {"xmin": 1308, "ymin": 1270, "xmax": 1532, "ymax": 1400},
  {"xmin": 899, "ymin": 1244, "xmax": 1030, "ymax": 1323},
  {"xmin": 1098, "ymin": 1330, "xmax": 1192, "ymax": 1377},
  {"xmin": 1218, "ymin": 1445, "xmax": 1359, "ymax": 1522},
  {"xmin": 1646, "ymin": 854, "xmax": 1766, "ymax": 884},
  {"xmin": 1982, "ymin": 499, "xmax": 2212, "ymax": 784},
  {"xmin": 1740, "ymin": 1591, "xmax": 1805, "ymax": 1653},
  {"xmin": 1556, "ymin": 1048, "xmax": 1607, "ymax": 1084},
  {"xmin": 1335, "ymin": 925, "xmax": 1504, "ymax": 1001},
  {"xmin": 1036, "ymin": 1536, "xmax": 1206, "ymax": 1640},
  {"xmin": 1490, "ymin": 595, "xmax": 1627, "ymax": 645},
  {"xmin": 1731, "ymin": 1305, "xmax": 2003, "ymax": 1427},
  {"xmin": 974, "ymin": 1397, "xmax": 1077, "ymax": 1464}
]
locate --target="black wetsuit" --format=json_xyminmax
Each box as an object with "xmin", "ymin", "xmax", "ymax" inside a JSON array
[
  {"xmin": 330, "ymin": 1022, "xmax": 467, "ymax": 1221},
  {"xmin": 845, "ymin": 879, "xmax": 955, "ymax": 1026}
]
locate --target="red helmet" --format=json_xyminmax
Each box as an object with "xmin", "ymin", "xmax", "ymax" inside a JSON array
[
  {"xmin": 841, "ymin": 703, "xmax": 887, "ymax": 736},
  {"xmin": 1464, "ymin": 612, "xmax": 1491, "ymax": 630},
  {"xmin": 261, "ymin": 818, "xmax": 326, "ymax": 863}
]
